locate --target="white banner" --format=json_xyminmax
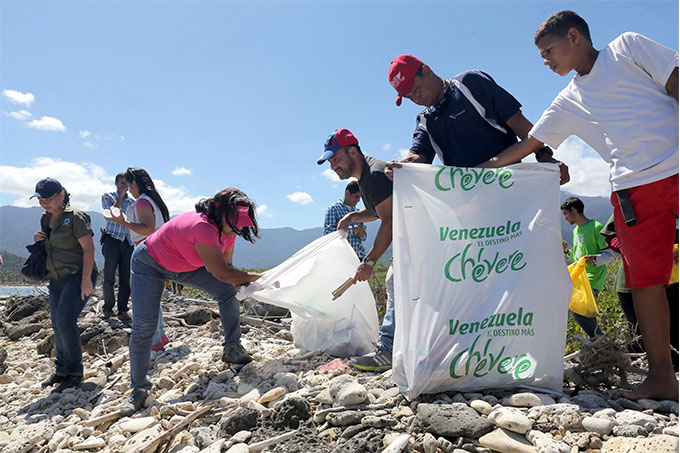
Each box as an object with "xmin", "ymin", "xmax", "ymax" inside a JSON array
[{"xmin": 392, "ymin": 163, "xmax": 571, "ymax": 399}]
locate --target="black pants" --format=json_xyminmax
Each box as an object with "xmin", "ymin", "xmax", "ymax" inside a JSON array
[
  {"xmin": 102, "ymin": 235, "xmax": 134, "ymax": 313},
  {"xmin": 618, "ymin": 283, "xmax": 679, "ymax": 372}
]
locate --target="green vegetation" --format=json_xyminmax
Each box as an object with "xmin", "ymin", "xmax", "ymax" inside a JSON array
[{"xmin": 0, "ymin": 251, "xmax": 33, "ymax": 285}]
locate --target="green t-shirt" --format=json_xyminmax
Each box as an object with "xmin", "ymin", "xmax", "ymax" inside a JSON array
[
  {"xmin": 570, "ymin": 219, "xmax": 608, "ymax": 290},
  {"xmin": 40, "ymin": 205, "xmax": 95, "ymax": 280}
]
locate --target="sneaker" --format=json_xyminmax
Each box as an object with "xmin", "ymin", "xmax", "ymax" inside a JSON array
[
  {"xmin": 102, "ymin": 310, "xmax": 114, "ymax": 320},
  {"xmin": 161, "ymin": 334, "xmax": 170, "ymax": 346},
  {"xmin": 118, "ymin": 311, "xmax": 132, "ymax": 322},
  {"xmin": 221, "ymin": 342, "xmax": 253, "ymax": 365},
  {"xmin": 151, "ymin": 342, "xmax": 164, "ymax": 352},
  {"xmin": 351, "ymin": 344, "xmax": 392, "ymax": 372},
  {"xmin": 120, "ymin": 388, "xmax": 149, "ymax": 417},
  {"xmin": 53, "ymin": 375, "xmax": 82, "ymax": 393},
  {"xmin": 41, "ymin": 373, "xmax": 64, "ymax": 388}
]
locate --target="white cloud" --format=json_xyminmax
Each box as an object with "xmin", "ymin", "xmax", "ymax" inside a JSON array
[
  {"xmin": 398, "ymin": 148, "xmax": 410, "ymax": 159},
  {"xmin": 286, "ymin": 191, "xmax": 314, "ymax": 206},
  {"xmin": 256, "ymin": 204, "xmax": 273, "ymax": 218},
  {"xmin": 554, "ymin": 137, "xmax": 611, "ymax": 198},
  {"xmin": 84, "ymin": 142, "xmax": 97, "ymax": 149},
  {"xmin": 79, "ymin": 130, "xmax": 91, "ymax": 138},
  {"xmin": 383, "ymin": 144, "xmax": 392, "ymax": 151},
  {"xmin": 0, "ymin": 157, "xmax": 205, "ymax": 216},
  {"xmin": 5, "ymin": 110, "xmax": 32, "ymax": 120},
  {"xmin": 2, "ymin": 89, "xmax": 34, "ymax": 106},
  {"xmin": 26, "ymin": 116, "xmax": 66, "ymax": 132},
  {"xmin": 171, "ymin": 167, "xmax": 192, "ymax": 176},
  {"xmin": 321, "ymin": 168, "xmax": 340, "ymax": 183}
]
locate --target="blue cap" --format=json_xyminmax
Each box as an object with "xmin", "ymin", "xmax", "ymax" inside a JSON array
[
  {"xmin": 30, "ymin": 177, "xmax": 63, "ymax": 199},
  {"xmin": 317, "ymin": 128, "xmax": 359, "ymax": 165}
]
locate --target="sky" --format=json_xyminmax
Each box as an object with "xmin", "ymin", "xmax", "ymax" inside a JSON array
[{"xmin": 1, "ymin": 1, "xmax": 678, "ymax": 230}]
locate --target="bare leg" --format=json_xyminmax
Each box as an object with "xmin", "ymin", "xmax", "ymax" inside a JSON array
[{"xmin": 623, "ymin": 284, "xmax": 678, "ymax": 401}]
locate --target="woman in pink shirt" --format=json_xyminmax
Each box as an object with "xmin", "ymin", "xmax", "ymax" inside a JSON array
[{"xmin": 124, "ymin": 187, "xmax": 261, "ymax": 414}]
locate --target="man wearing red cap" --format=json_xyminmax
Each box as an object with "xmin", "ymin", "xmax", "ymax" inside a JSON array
[
  {"xmin": 386, "ymin": 54, "xmax": 568, "ymax": 182},
  {"xmin": 318, "ymin": 128, "xmax": 395, "ymax": 372}
]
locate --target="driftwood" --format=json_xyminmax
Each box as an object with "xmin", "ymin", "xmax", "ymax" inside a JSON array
[
  {"xmin": 248, "ymin": 429, "xmax": 297, "ymax": 452},
  {"xmin": 105, "ymin": 352, "xmax": 129, "ymax": 373},
  {"xmin": 83, "ymin": 409, "xmax": 124, "ymax": 427},
  {"xmin": 137, "ymin": 402, "xmax": 218, "ymax": 452},
  {"xmin": 241, "ymin": 316, "xmax": 285, "ymax": 332},
  {"xmin": 566, "ymin": 323, "xmax": 646, "ymax": 390}
]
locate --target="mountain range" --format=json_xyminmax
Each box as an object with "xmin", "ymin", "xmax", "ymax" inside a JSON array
[{"xmin": 0, "ymin": 192, "xmax": 613, "ymax": 269}]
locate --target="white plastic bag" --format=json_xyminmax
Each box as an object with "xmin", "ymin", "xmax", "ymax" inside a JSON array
[
  {"xmin": 392, "ymin": 163, "xmax": 572, "ymax": 399},
  {"xmin": 238, "ymin": 231, "xmax": 378, "ymax": 357}
]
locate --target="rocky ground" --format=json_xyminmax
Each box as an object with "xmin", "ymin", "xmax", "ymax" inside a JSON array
[{"xmin": 0, "ymin": 288, "xmax": 677, "ymax": 453}]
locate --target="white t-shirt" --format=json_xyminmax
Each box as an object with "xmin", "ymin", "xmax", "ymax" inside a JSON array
[
  {"xmin": 125, "ymin": 194, "xmax": 166, "ymax": 244},
  {"xmin": 530, "ymin": 32, "xmax": 679, "ymax": 191}
]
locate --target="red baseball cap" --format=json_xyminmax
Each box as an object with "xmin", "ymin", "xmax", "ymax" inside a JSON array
[
  {"xmin": 317, "ymin": 128, "xmax": 359, "ymax": 164},
  {"xmin": 388, "ymin": 54, "xmax": 423, "ymax": 106}
]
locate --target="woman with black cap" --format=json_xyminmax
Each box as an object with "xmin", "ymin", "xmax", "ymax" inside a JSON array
[
  {"xmin": 123, "ymin": 187, "xmax": 261, "ymax": 414},
  {"xmin": 31, "ymin": 177, "xmax": 97, "ymax": 392}
]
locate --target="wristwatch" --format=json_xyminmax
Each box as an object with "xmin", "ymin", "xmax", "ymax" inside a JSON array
[{"xmin": 362, "ymin": 257, "xmax": 377, "ymax": 267}]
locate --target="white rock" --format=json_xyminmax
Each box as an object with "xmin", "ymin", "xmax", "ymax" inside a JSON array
[
  {"xmin": 662, "ymin": 425, "xmax": 679, "ymax": 436},
  {"xmin": 489, "ymin": 407, "xmax": 534, "ymax": 434},
  {"xmin": 615, "ymin": 409, "xmax": 658, "ymax": 426},
  {"xmin": 258, "ymin": 386, "xmax": 286, "ymax": 404},
  {"xmin": 239, "ymin": 388, "xmax": 261, "ymax": 403},
  {"xmin": 122, "ymin": 424, "xmax": 164, "ymax": 453},
  {"xmin": 225, "ymin": 443, "xmax": 249, "ymax": 453},
  {"xmin": 479, "ymin": 427, "xmax": 536, "ymax": 453},
  {"xmin": 526, "ymin": 429, "xmax": 570, "ymax": 453},
  {"xmin": 508, "ymin": 392, "xmax": 548, "ymax": 407},
  {"xmin": 119, "ymin": 416, "xmax": 157, "ymax": 433},
  {"xmin": 601, "ymin": 434, "xmax": 678, "ymax": 453},
  {"xmin": 582, "ymin": 416, "xmax": 614, "ymax": 436},
  {"xmin": 198, "ymin": 439, "xmax": 225, "ymax": 453},
  {"xmin": 470, "ymin": 399, "xmax": 494, "ymax": 415},
  {"xmin": 335, "ymin": 382, "xmax": 367, "ymax": 406},
  {"xmin": 73, "ymin": 436, "xmax": 106, "ymax": 450}
]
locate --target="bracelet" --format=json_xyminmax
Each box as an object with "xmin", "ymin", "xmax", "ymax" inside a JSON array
[{"xmin": 362, "ymin": 257, "xmax": 376, "ymax": 267}]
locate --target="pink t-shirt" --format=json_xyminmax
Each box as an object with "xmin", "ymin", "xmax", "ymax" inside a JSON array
[{"xmin": 146, "ymin": 211, "xmax": 236, "ymax": 272}]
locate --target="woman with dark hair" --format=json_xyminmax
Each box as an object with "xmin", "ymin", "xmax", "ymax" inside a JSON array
[
  {"xmin": 123, "ymin": 187, "xmax": 261, "ymax": 414},
  {"xmin": 31, "ymin": 178, "xmax": 98, "ymax": 392},
  {"xmin": 106, "ymin": 167, "xmax": 171, "ymax": 350}
]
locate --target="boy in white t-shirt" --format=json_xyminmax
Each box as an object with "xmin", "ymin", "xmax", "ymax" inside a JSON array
[{"xmin": 482, "ymin": 11, "xmax": 678, "ymax": 401}]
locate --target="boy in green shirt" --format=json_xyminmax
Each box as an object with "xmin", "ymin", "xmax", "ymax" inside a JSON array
[{"xmin": 561, "ymin": 197, "xmax": 611, "ymax": 338}]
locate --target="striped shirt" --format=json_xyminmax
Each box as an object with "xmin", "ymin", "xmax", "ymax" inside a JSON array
[
  {"xmin": 324, "ymin": 199, "xmax": 366, "ymax": 260},
  {"xmin": 101, "ymin": 191, "xmax": 134, "ymax": 244}
]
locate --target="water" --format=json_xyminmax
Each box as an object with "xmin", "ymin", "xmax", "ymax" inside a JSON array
[{"xmin": 0, "ymin": 286, "xmax": 48, "ymax": 297}]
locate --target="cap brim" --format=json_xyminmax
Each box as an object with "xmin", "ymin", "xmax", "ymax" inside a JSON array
[
  {"xmin": 236, "ymin": 217, "xmax": 255, "ymax": 228},
  {"xmin": 30, "ymin": 192, "xmax": 42, "ymax": 199},
  {"xmin": 317, "ymin": 149, "xmax": 336, "ymax": 165}
]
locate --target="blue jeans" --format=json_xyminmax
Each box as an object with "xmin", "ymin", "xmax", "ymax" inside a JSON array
[
  {"xmin": 377, "ymin": 266, "xmax": 395, "ymax": 351},
  {"xmin": 572, "ymin": 288, "xmax": 604, "ymax": 338},
  {"xmin": 102, "ymin": 235, "xmax": 133, "ymax": 314},
  {"xmin": 130, "ymin": 242, "xmax": 241, "ymax": 390},
  {"xmin": 152, "ymin": 307, "xmax": 166, "ymax": 345},
  {"xmin": 49, "ymin": 269, "xmax": 98, "ymax": 376}
]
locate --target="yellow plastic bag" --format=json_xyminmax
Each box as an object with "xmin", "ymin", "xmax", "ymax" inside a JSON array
[
  {"xmin": 568, "ymin": 257, "xmax": 599, "ymax": 317},
  {"xmin": 670, "ymin": 244, "xmax": 678, "ymax": 285}
]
